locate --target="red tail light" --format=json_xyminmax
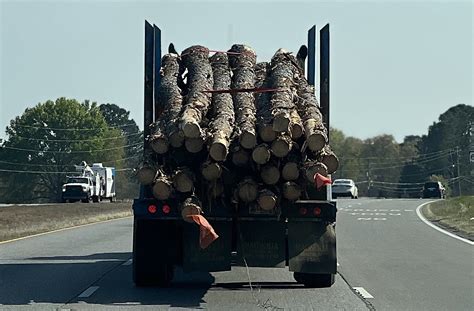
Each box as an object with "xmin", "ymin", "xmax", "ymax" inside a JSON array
[
  {"xmin": 299, "ymin": 207, "xmax": 308, "ymax": 215},
  {"xmin": 162, "ymin": 204, "xmax": 171, "ymax": 214},
  {"xmin": 313, "ymin": 207, "xmax": 322, "ymax": 216},
  {"xmin": 148, "ymin": 205, "xmax": 157, "ymax": 214}
]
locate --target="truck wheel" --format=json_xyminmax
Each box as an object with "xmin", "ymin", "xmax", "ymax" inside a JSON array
[
  {"xmin": 92, "ymin": 195, "xmax": 99, "ymax": 203},
  {"xmin": 293, "ymin": 272, "xmax": 335, "ymax": 288},
  {"xmin": 81, "ymin": 197, "xmax": 90, "ymax": 203}
]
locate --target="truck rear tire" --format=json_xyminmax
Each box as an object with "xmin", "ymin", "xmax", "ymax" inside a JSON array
[
  {"xmin": 293, "ymin": 272, "xmax": 335, "ymax": 288},
  {"xmin": 92, "ymin": 195, "xmax": 99, "ymax": 203}
]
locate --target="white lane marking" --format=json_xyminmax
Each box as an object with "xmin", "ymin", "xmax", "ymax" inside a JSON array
[
  {"xmin": 353, "ymin": 287, "xmax": 374, "ymax": 298},
  {"xmin": 375, "ymin": 213, "xmax": 386, "ymax": 216},
  {"xmin": 390, "ymin": 209, "xmax": 400, "ymax": 212},
  {"xmin": 378, "ymin": 209, "xmax": 387, "ymax": 212},
  {"xmin": 389, "ymin": 213, "xmax": 401, "ymax": 216},
  {"xmin": 416, "ymin": 201, "xmax": 474, "ymax": 246},
  {"xmin": 357, "ymin": 218, "xmax": 372, "ymax": 220},
  {"xmin": 337, "ymin": 262, "xmax": 340, "ymax": 266},
  {"xmin": 122, "ymin": 259, "xmax": 133, "ymax": 266},
  {"xmin": 405, "ymin": 209, "xmax": 413, "ymax": 212},
  {"xmin": 78, "ymin": 286, "xmax": 99, "ymax": 298}
]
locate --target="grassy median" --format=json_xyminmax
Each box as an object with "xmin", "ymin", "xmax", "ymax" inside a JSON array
[
  {"xmin": 0, "ymin": 202, "xmax": 132, "ymax": 242},
  {"xmin": 422, "ymin": 196, "xmax": 474, "ymax": 241}
]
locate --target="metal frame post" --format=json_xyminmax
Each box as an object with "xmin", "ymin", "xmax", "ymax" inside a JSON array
[
  {"xmin": 320, "ymin": 24, "xmax": 330, "ymax": 142},
  {"xmin": 154, "ymin": 25, "xmax": 162, "ymax": 120},
  {"xmin": 307, "ymin": 25, "xmax": 316, "ymax": 86},
  {"xmin": 144, "ymin": 21, "xmax": 154, "ymax": 149}
]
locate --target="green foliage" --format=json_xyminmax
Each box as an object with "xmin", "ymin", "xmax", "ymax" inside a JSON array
[{"xmin": 0, "ymin": 98, "xmax": 126, "ymax": 203}]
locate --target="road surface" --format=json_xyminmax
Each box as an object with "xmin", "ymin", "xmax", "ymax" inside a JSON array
[{"xmin": 0, "ymin": 199, "xmax": 472, "ymax": 310}]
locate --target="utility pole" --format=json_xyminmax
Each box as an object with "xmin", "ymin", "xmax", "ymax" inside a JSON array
[{"xmin": 456, "ymin": 146, "xmax": 461, "ymax": 196}]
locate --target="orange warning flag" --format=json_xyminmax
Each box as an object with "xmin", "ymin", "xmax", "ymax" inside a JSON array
[
  {"xmin": 314, "ymin": 173, "xmax": 332, "ymax": 190},
  {"xmin": 188, "ymin": 215, "xmax": 219, "ymax": 249}
]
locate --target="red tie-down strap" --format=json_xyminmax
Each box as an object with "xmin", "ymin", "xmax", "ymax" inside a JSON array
[
  {"xmin": 188, "ymin": 215, "xmax": 219, "ymax": 249},
  {"xmin": 314, "ymin": 173, "xmax": 332, "ymax": 190}
]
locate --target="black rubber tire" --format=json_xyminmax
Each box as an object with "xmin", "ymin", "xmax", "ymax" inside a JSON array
[
  {"xmin": 81, "ymin": 197, "xmax": 90, "ymax": 203},
  {"xmin": 294, "ymin": 272, "xmax": 335, "ymax": 288},
  {"xmin": 92, "ymin": 196, "xmax": 99, "ymax": 203}
]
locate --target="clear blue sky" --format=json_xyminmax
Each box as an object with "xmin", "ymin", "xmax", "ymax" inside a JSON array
[{"xmin": 1, "ymin": 0, "xmax": 472, "ymax": 142}]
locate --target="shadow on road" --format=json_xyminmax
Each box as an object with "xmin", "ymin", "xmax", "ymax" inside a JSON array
[{"xmin": 0, "ymin": 252, "xmax": 214, "ymax": 308}]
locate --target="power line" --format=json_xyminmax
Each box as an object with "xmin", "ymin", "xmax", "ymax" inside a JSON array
[
  {"xmin": 0, "ymin": 168, "xmax": 133, "ymax": 174},
  {"xmin": 338, "ymin": 147, "xmax": 456, "ymax": 161},
  {"xmin": 9, "ymin": 131, "xmax": 142, "ymax": 143},
  {"xmin": 0, "ymin": 155, "xmax": 141, "ymax": 167},
  {"xmin": 2, "ymin": 142, "xmax": 142, "ymax": 153}
]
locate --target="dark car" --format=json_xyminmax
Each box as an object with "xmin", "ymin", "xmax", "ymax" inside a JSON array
[{"xmin": 422, "ymin": 181, "xmax": 446, "ymax": 199}]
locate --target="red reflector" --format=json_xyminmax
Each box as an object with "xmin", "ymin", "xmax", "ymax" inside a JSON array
[
  {"xmin": 162, "ymin": 204, "xmax": 171, "ymax": 214},
  {"xmin": 299, "ymin": 207, "xmax": 308, "ymax": 215},
  {"xmin": 313, "ymin": 207, "xmax": 322, "ymax": 216},
  {"xmin": 148, "ymin": 205, "xmax": 157, "ymax": 214}
]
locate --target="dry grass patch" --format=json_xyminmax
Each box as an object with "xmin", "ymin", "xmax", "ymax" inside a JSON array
[
  {"xmin": 422, "ymin": 196, "xmax": 474, "ymax": 241},
  {"xmin": 0, "ymin": 202, "xmax": 132, "ymax": 242}
]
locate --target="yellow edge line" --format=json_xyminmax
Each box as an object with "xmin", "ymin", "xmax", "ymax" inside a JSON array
[{"xmin": 0, "ymin": 215, "xmax": 133, "ymax": 245}]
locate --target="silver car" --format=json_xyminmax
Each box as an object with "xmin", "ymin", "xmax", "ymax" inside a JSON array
[{"xmin": 332, "ymin": 179, "xmax": 358, "ymax": 199}]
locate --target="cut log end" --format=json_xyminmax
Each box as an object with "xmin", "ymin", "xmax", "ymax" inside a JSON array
[
  {"xmin": 305, "ymin": 162, "xmax": 328, "ymax": 183},
  {"xmin": 137, "ymin": 167, "xmax": 156, "ymax": 185},
  {"xmin": 152, "ymin": 180, "xmax": 172, "ymax": 200},
  {"xmin": 323, "ymin": 154, "xmax": 339, "ymax": 174},
  {"xmin": 202, "ymin": 162, "xmax": 222, "ymax": 181},
  {"xmin": 273, "ymin": 114, "xmax": 291, "ymax": 133},
  {"xmin": 238, "ymin": 179, "xmax": 258, "ymax": 203},
  {"xmin": 259, "ymin": 125, "xmax": 276, "ymax": 142},
  {"xmin": 150, "ymin": 137, "xmax": 169, "ymax": 154},
  {"xmin": 169, "ymin": 131, "xmax": 185, "ymax": 148},
  {"xmin": 232, "ymin": 148, "xmax": 250, "ymax": 167},
  {"xmin": 282, "ymin": 162, "xmax": 299, "ymax": 181},
  {"xmin": 291, "ymin": 123, "xmax": 304, "ymax": 140},
  {"xmin": 209, "ymin": 142, "xmax": 228, "ymax": 162},
  {"xmin": 260, "ymin": 165, "xmax": 280, "ymax": 185},
  {"xmin": 174, "ymin": 171, "xmax": 194, "ymax": 193},
  {"xmin": 252, "ymin": 144, "xmax": 271, "ymax": 165},
  {"xmin": 283, "ymin": 182, "xmax": 302, "ymax": 201},
  {"xmin": 307, "ymin": 133, "xmax": 326, "ymax": 152},
  {"xmin": 271, "ymin": 137, "xmax": 292, "ymax": 158},
  {"xmin": 185, "ymin": 137, "xmax": 204, "ymax": 153},
  {"xmin": 240, "ymin": 131, "xmax": 257, "ymax": 149},
  {"xmin": 258, "ymin": 191, "xmax": 277, "ymax": 211},
  {"xmin": 181, "ymin": 200, "xmax": 202, "ymax": 223},
  {"xmin": 182, "ymin": 122, "xmax": 201, "ymax": 139}
]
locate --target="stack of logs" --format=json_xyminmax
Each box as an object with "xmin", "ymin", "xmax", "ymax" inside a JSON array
[{"xmin": 137, "ymin": 44, "xmax": 339, "ymax": 219}]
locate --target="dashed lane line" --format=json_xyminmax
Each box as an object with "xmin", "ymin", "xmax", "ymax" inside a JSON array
[
  {"xmin": 78, "ymin": 286, "xmax": 99, "ymax": 298},
  {"xmin": 353, "ymin": 287, "xmax": 374, "ymax": 299}
]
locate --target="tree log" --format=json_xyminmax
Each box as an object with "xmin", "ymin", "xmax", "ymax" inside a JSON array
[
  {"xmin": 150, "ymin": 54, "xmax": 184, "ymax": 153},
  {"xmin": 289, "ymin": 109, "xmax": 304, "ymax": 140},
  {"xmin": 255, "ymin": 62, "xmax": 277, "ymax": 142},
  {"xmin": 260, "ymin": 164, "xmax": 280, "ymax": 185},
  {"xmin": 185, "ymin": 137, "xmax": 204, "ymax": 153},
  {"xmin": 208, "ymin": 52, "xmax": 234, "ymax": 161},
  {"xmin": 232, "ymin": 146, "xmax": 250, "ymax": 167},
  {"xmin": 271, "ymin": 135, "xmax": 293, "ymax": 158},
  {"xmin": 201, "ymin": 161, "xmax": 222, "ymax": 181},
  {"xmin": 257, "ymin": 189, "xmax": 277, "ymax": 211},
  {"xmin": 180, "ymin": 46, "xmax": 213, "ymax": 139},
  {"xmin": 229, "ymin": 45, "xmax": 257, "ymax": 149},
  {"xmin": 152, "ymin": 176, "xmax": 173, "ymax": 200},
  {"xmin": 282, "ymin": 181, "xmax": 302, "ymax": 201},
  {"xmin": 304, "ymin": 162, "xmax": 328, "ymax": 183},
  {"xmin": 282, "ymin": 161, "xmax": 299, "ymax": 181},
  {"xmin": 208, "ymin": 181, "xmax": 224, "ymax": 198},
  {"xmin": 136, "ymin": 166, "xmax": 157, "ymax": 185},
  {"xmin": 269, "ymin": 49, "xmax": 297, "ymax": 133},
  {"xmin": 252, "ymin": 143, "xmax": 271, "ymax": 165},
  {"xmin": 173, "ymin": 168, "xmax": 194, "ymax": 193},
  {"xmin": 237, "ymin": 178, "xmax": 258, "ymax": 202},
  {"xmin": 319, "ymin": 146, "xmax": 339, "ymax": 174},
  {"xmin": 181, "ymin": 196, "xmax": 202, "ymax": 223}
]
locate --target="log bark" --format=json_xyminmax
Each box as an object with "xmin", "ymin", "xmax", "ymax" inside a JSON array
[
  {"xmin": 173, "ymin": 168, "xmax": 194, "ymax": 193},
  {"xmin": 282, "ymin": 181, "xmax": 302, "ymax": 201},
  {"xmin": 260, "ymin": 164, "xmax": 280, "ymax": 185},
  {"xmin": 269, "ymin": 49, "xmax": 297, "ymax": 133},
  {"xmin": 257, "ymin": 189, "xmax": 277, "ymax": 211},
  {"xmin": 136, "ymin": 166, "xmax": 157, "ymax": 185},
  {"xmin": 208, "ymin": 52, "xmax": 235, "ymax": 161},
  {"xmin": 271, "ymin": 135, "xmax": 293, "ymax": 158},
  {"xmin": 150, "ymin": 54, "xmax": 184, "ymax": 153},
  {"xmin": 289, "ymin": 109, "xmax": 304, "ymax": 140},
  {"xmin": 180, "ymin": 46, "xmax": 213, "ymax": 139},
  {"xmin": 282, "ymin": 161, "xmax": 299, "ymax": 181},
  {"xmin": 181, "ymin": 196, "xmax": 202, "ymax": 223},
  {"xmin": 255, "ymin": 62, "xmax": 276, "ymax": 142},
  {"xmin": 152, "ymin": 176, "xmax": 173, "ymax": 200},
  {"xmin": 201, "ymin": 161, "xmax": 222, "ymax": 181},
  {"xmin": 229, "ymin": 45, "xmax": 257, "ymax": 149},
  {"xmin": 252, "ymin": 143, "xmax": 271, "ymax": 165},
  {"xmin": 294, "ymin": 71, "xmax": 327, "ymax": 152},
  {"xmin": 304, "ymin": 162, "xmax": 328, "ymax": 183},
  {"xmin": 237, "ymin": 178, "xmax": 258, "ymax": 202}
]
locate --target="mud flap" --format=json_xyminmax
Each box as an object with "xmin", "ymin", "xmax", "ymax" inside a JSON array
[
  {"xmin": 183, "ymin": 220, "xmax": 232, "ymax": 272},
  {"xmin": 236, "ymin": 220, "xmax": 286, "ymax": 267},
  {"xmin": 288, "ymin": 221, "xmax": 336, "ymax": 274}
]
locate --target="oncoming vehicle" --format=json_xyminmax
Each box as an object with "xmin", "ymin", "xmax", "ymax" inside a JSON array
[
  {"xmin": 422, "ymin": 181, "xmax": 446, "ymax": 199},
  {"xmin": 332, "ymin": 179, "xmax": 358, "ymax": 199}
]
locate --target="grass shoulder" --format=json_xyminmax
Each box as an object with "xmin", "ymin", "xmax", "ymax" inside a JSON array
[
  {"xmin": 422, "ymin": 196, "xmax": 474, "ymax": 241},
  {"xmin": 0, "ymin": 202, "xmax": 132, "ymax": 242}
]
